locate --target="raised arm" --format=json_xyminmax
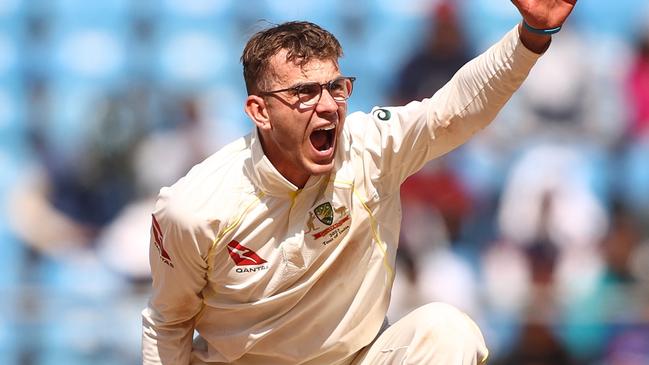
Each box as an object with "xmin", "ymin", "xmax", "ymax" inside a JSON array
[{"xmin": 354, "ymin": 1, "xmax": 580, "ymax": 188}]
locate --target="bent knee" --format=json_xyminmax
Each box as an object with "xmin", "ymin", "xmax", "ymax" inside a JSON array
[
  {"xmin": 409, "ymin": 302, "xmax": 474, "ymax": 328},
  {"xmin": 407, "ymin": 303, "xmax": 488, "ymax": 363},
  {"xmin": 409, "ymin": 302, "xmax": 482, "ymax": 337}
]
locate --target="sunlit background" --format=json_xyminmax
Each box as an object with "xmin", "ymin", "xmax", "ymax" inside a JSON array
[{"xmin": 1, "ymin": 0, "xmax": 649, "ymax": 364}]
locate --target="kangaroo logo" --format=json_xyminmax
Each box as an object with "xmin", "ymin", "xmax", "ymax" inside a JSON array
[{"xmin": 305, "ymin": 211, "xmax": 319, "ymax": 233}]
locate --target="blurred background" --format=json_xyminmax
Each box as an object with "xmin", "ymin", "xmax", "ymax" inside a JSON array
[{"xmin": 1, "ymin": 0, "xmax": 649, "ymax": 364}]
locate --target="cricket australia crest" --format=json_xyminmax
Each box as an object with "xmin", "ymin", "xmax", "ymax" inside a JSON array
[
  {"xmin": 307, "ymin": 201, "xmax": 351, "ymax": 245},
  {"xmin": 314, "ymin": 202, "xmax": 334, "ymax": 225}
]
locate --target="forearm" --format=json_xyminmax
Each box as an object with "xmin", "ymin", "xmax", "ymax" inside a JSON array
[
  {"xmin": 142, "ymin": 307, "xmax": 196, "ymax": 365},
  {"xmin": 424, "ymin": 25, "xmax": 541, "ymax": 158}
]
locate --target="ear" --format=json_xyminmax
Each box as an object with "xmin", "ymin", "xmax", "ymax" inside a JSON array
[{"xmin": 244, "ymin": 95, "xmax": 271, "ymax": 131}]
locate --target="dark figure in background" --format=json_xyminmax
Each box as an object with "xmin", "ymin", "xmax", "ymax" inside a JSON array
[
  {"xmin": 494, "ymin": 207, "xmax": 577, "ymax": 365},
  {"xmin": 392, "ymin": 1, "xmax": 475, "ymax": 299},
  {"xmin": 391, "ymin": 1, "xmax": 472, "ymax": 105}
]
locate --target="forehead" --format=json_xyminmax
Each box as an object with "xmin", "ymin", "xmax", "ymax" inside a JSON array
[{"xmin": 268, "ymin": 49, "xmax": 340, "ymax": 87}]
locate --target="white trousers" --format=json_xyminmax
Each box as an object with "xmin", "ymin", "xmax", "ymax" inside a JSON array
[{"xmin": 351, "ymin": 303, "xmax": 489, "ymax": 365}]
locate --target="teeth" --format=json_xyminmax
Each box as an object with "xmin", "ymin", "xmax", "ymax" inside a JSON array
[{"xmin": 315, "ymin": 124, "xmax": 335, "ymax": 131}]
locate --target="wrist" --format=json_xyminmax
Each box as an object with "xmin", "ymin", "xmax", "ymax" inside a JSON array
[
  {"xmin": 522, "ymin": 20, "xmax": 562, "ymax": 35},
  {"xmin": 518, "ymin": 22, "xmax": 552, "ymax": 54}
]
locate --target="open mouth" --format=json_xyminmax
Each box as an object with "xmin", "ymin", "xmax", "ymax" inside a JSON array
[{"xmin": 309, "ymin": 124, "xmax": 336, "ymax": 153}]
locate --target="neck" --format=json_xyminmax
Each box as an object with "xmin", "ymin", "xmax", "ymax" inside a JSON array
[{"xmin": 257, "ymin": 131, "xmax": 309, "ymax": 189}]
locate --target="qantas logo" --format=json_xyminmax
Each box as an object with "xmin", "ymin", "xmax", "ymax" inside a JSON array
[
  {"xmin": 151, "ymin": 214, "xmax": 174, "ymax": 268},
  {"xmin": 226, "ymin": 240, "xmax": 267, "ymax": 266}
]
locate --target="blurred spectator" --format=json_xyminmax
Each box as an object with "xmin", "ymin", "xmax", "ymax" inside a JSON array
[
  {"xmin": 400, "ymin": 161, "xmax": 472, "ymax": 245},
  {"xmin": 393, "ymin": 0, "xmax": 475, "ymax": 249},
  {"xmin": 389, "ymin": 176, "xmax": 480, "ymax": 320},
  {"xmin": 617, "ymin": 28, "xmax": 649, "ymax": 223},
  {"xmin": 96, "ymin": 94, "xmax": 222, "ymax": 282},
  {"xmin": 514, "ymin": 25, "xmax": 627, "ymax": 148},
  {"xmin": 9, "ymin": 87, "xmax": 150, "ymax": 254},
  {"xmin": 486, "ymin": 144, "xmax": 610, "ymax": 361},
  {"xmin": 625, "ymin": 28, "xmax": 649, "ymax": 139},
  {"xmin": 387, "ymin": 1, "xmax": 480, "ymax": 322},
  {"xmin": 497, "ymin": 144, "xmax": 608, "ymax": 251},
  {"xmin": 6, "ymin": 87, "xmax": 223, "ymax": 364},
  {"xmin": 5, "ymin": 86, "xmax": 150, "ymax": 365},
  {"xmin": 390, "ymin": 0, "xmax": 472, "ymax": 105},
  {"xmin": 493, "ymin": 213, "xmax": 577, "ymax": 365},
  {"xmin": 560, "ymin": 200, "xmax": 649, "ymax": 363},
  {"xmin": 495, "ymin": 319, "xmax": 576, "ymax": 365}
]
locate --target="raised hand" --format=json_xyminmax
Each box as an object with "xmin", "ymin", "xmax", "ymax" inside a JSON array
[{"xmin": 511, "ymin": 0, "xmax": 577, "ymax": 29}]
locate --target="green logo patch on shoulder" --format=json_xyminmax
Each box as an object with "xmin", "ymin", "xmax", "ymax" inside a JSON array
[{"xmin": 373, "ymin": 108, "xmax": 392, "ymax": 121}]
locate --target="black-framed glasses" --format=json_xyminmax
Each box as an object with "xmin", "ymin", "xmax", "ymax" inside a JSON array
[{"xmin": 260, "ymin": 76, "xmax": 356, "ymax": 106}]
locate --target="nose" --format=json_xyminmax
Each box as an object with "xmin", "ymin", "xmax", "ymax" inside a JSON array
[{"xmin": 315, "ymin": 88, "xmax": 340, "ymax": 113}]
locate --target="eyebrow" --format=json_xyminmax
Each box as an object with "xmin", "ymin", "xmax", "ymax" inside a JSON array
[{"xmin": 292, "ymin": 76, "xmax": 343, "ymax": 88}]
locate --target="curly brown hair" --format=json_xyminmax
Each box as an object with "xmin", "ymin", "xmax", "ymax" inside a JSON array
[{"xmin": 241, "ymin": 21, "xmax": 343, "ymax": 95}]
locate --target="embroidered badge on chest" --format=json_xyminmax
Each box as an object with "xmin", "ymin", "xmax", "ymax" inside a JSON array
[{"xmin": 307, "ymin": 202, "xmax": 351, "ymax": 245}]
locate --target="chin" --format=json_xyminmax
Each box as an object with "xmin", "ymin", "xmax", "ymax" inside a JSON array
[{"xmin": 305, "ymin": 159, "xmax": 336, "ymax": 176}]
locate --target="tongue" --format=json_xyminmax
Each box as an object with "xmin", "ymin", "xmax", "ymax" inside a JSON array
[{"xmin": 310, "ymin": 130, "xmax": 330, "ymax": 151}]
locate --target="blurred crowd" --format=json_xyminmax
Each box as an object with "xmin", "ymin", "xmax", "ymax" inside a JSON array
[{"xmin": 1, "ymin": 0, "xmax": 648, "ymax": 364}]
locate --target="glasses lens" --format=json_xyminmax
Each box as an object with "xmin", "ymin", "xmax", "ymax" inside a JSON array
[
  {"xmin": 294, "ymin": 77, "xmax": 355, "ymax": 106},
  {"xmin": 297, "ymin": 83, "xmax": 322, "ymax": 105},
  {"xmin": 329, "ymin": 78, "xmax": 353, "ymax": 102}
]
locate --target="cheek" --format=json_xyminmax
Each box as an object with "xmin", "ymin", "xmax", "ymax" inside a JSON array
[
  {"xmin": 269, "ymin": 109, "xmax": 303, "ymax": 137},
  {"xmin": 279, "ymin": 116, "xmax": 311, "ymax": 145},
  {"xmin": 338, "ymin": 104, "xmax": 347, "ymax": 119},
  {"xmin": 269, "ymin": 105, "xmax": 315, "ymax": 144}
]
